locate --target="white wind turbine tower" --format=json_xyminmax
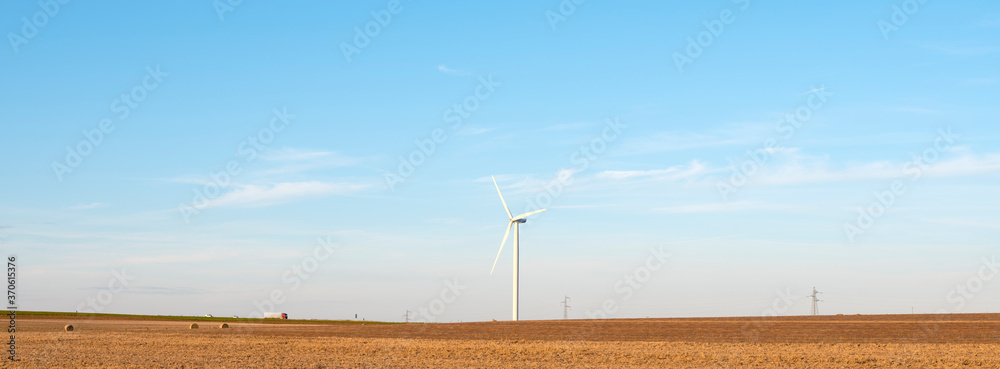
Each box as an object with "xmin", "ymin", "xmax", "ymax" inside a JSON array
[{"xmin": 489, "ymin": 176, "xmax": 546, "ymax": 321}]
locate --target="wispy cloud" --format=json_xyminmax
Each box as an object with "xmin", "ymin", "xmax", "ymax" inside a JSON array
[
  {"xmin": 254, "ymin": 148, "xmax": 363, "ymax": 176},
  {"xmin": 455, "ymin": 125, "xmax": 494, "ymax": 136},
  {"xmin": 437, "ymin": 64, "xmax": 471, "ymax": 76},
  {"xmin": 920, "ymin": 43, "xmax": 1000, "ymax": 56},
  {"xmin": 917, "ymin": 217, "xmax": 1000, "ymax": 230},
  {"xmin": 68, "ymin": 202, "xmax": 109, "ymax": 210},
  {"xmin": 616, "ymin": 126, "xmax": 768, "ymax": 156},
  {"xmin": 122, "ymin": 250, "xmax": 243, "ymax": 265},
  {"xmin": 147, "ymin": 175, "xmax": 209, "ymax": 185},
  {"xmin": 801, "ymin": 87, "xmax": 827, "ymax": 95},
  {"xmin": 596, "ymin": 160, "xmax": 709, "ymax": 181},
  {"xmin": 482, "ymin": 169, "xmax": 581, "ymax": 195},
  {"xmin": 549, "ymin": 204, "xmax": 600, "ymax": 209},
  {"xmin": 260, "ymin": 148, "xmax": 338, "ymax": 161},
  {"xmin": 731, "ymin": 147, "xmax": 1000, "ymax": 186},
  {"xmin": 486, "ymin": 147, "xmax": 1000, "ymax": 204},
  {"xmin": 203, "ymin": 181, "xmax": 371, "ymax": 209},
  {"xmin": 887, "ymin": 106, "xmax": 947, "ymax": 114},
  {"xmin": 654, "ymin": 201, "xmax": 799, "ymax": 214},
  {"xmin": 587, "ymin": 147, "xmax": 1000, "ymax": 190},
  {"xmin": 542, "ymin": 122, "xmax": 591, "ymax": 131},
  {"xmin": 121, "ymin": 286, "xmax": 212, "ymax": 295},
  {"xmin": 424, "ymin": 217, "xmax": 465, "ymax": 225},
  {"xmin": 159, "ymin": 148, "xmax": 364, "ymax": 186}
]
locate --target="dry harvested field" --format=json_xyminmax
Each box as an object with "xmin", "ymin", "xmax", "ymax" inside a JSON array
[{"xmin": 5, "ymin": 313, "xmax": 1000, "ymax": 368}]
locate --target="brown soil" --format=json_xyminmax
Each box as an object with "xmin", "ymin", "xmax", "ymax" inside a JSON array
[{"xmin": 4, "ymin": 313, "xmax": 1000, "ymax": 368}]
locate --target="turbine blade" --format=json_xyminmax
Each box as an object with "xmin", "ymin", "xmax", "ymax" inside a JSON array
[
  {"xmin": 490, "ymin": 221, "xmax": 514, "ymax": 275},
  {"xmin": 492, "ymin": 175, "xmax": 513, "ymax": 219},
  {"xmin": 512, "ymin": 208, "xmax": 547, "ymax": 221}
]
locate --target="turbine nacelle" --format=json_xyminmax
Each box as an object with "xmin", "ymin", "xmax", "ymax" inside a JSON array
[{"xmin": 510, "ymin": 209, "xmax": 546, "ymax": 223}]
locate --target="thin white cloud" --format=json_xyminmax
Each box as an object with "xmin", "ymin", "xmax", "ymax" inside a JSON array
[
  {"xmin": 750, "ymin": 148, "xmax": 1000, "ymax": 186},
  {"xmin": 654, "ymin": 201, "xmax": 797, "ymax": 214},
  {"xmin": 437, "ymin": 64, "xmax": 471, "ymax": 76},
  {"xmin": 68, "ymin": 202, "xmax": 109, "ymax": 210},
  {"xmin": 549, "ymin": 204, "xmax": 600, "ymax": 209},
  {"xmin": 159, "ymin": 148, "xmax": 363, "ymax": 186},
  {"xmin": 801, "ymin": 87, "xmax": 827, "ymax": 95},
  {"xmin": 424, "ymin": 217, "xmax": 465, "ymax": 225},
  {"xmin": 919, "ymin": 43, "xmax": 1000, "ymax": 56},
  {"xmin": 254, "ymin": 148, "xmax": 363, "ymax": 176},
  {"xmin": 922, "ymin": 148, "xmax": 1000, "ymax": 178},
  {"xmin": 482, "ymin": 169, "xmax": 580, "ymax": 195},
  {"xmin": 542, "ymin": 122, "xmax": 591, "ymax": 131},
  {"xmin": 201, "ymin": 181, "xmax": 371, "ymax": 209},
  {"xmin": 917, "ymin": 217, "xmax": 1000, "ymax": 230},
  {"xmin": 596, "ymin": 160, "xmax": 709, "ymax": 181},
  {"xmin": 763, "ymin": 147, "xmax": 800, "ymax": 155},
  {"xmin": 589, "ymin": 147, "xmax": 1000, "ymax": 189},
  {"xmin": 122, "ymin": 286, "xmax": 212, "ymax": 295},
  {"xmin": 455, "ymin": 125, "xmax": 494, "ymax": 136},
  {"xmin": 123, "ymin": 251, "xmax": 240, "ymax": 265},
  {"xmin": 154, "ymin": 175, "xmax": 209, "ymax": 185},
  {"xmin": 886, "ymin": 106, "xmax": 947, "ymax": 114},
  {"xmin": 617, "ymin": 129, "xmax": 765, "ymax": 156},
  {"xmin": 260, "ymin": 148, "xmax": 336, "ymax": 161}
]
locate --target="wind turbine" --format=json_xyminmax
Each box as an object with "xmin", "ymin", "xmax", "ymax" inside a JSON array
[{"xmin": 489, "ymin": 176, "xmax": 546, "ymax": 321}]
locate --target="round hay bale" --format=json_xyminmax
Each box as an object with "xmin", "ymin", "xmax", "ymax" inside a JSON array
[
  {"xmin": 64, "ymin": 324, "xmax": 74, "ymax": 332},
  {"xmin": 219, "ymin": 323, "xmax": 229, "ymax": 329},
  {"xmin": 189, "ymin": 323, "xmax": 199, "ymax": 329}
]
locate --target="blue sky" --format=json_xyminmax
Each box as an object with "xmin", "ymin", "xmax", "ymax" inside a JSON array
[{"xmin": 1, "ymin": 1, "xmax": 998, "ymax": 322}]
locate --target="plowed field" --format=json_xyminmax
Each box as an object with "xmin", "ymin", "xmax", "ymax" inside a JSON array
[{"xmin": 5, "ymin": 313, "xmax": 1000, "ymax": 368}]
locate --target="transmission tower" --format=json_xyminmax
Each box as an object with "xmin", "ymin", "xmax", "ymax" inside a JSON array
[
  {"xmin": 808, "ymin": 287, "xmax": 822, "ymax": 316},
  {"xmin": 560, "ymin": 296, "xmax": 571, "ymax": 319},
  {"xmin": 402, "ymin": 310, "xmax": 411, "ymax": 323}
]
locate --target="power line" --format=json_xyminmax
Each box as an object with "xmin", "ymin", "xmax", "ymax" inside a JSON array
[
  {"xmin": 561, "ymin": 295, "xmax": 571, "ymax": 319},
  {"xmin": 808, "ymin": 287, "xmax": 822, "ymax": 316}
]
